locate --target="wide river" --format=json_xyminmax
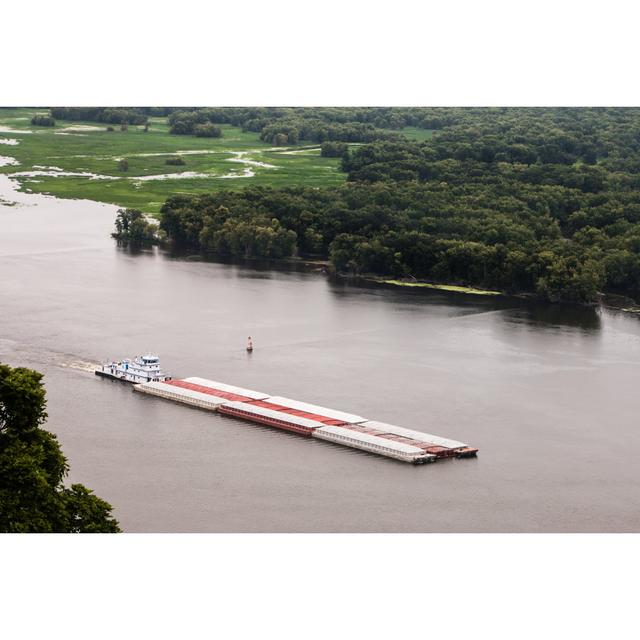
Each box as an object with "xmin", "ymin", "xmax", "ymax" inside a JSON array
[{"xmin": 1, "ymin": 173, "xmax": 639, "ymax": 532}]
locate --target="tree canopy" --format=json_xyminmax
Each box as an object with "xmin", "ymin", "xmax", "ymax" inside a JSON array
[
  {"xmin": 31, "ymin": 114, "xmax": 55, "ymax": 127},
  {"xmin": 0, "ymin": 363, "xmax": 120, "ymax": 533},
  {"xmin": 112, "ymin": 208, "xmax": 158, "ymax": 247},
  {"xmin": 166, "ymin": 107, "xmax": 406, "ymax": 144},
  {"xmin": 50, "ymin": 107, "xmax": 149, "ymax": 125}
]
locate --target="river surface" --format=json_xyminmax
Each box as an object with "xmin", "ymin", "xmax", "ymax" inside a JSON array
[{"xmin": 1, "ymin": 173, "xmax": 639, "ymax": 532}]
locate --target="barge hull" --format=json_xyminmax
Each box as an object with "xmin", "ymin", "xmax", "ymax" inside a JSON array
[
  {"xmin": 218, "ymin": 404, "xmax": 318, "ymax": 436},
  {"xmin": 313, "ymin": 428, "xmax": 436, "ymax": 464},
  {"xmin": 95, "ymin": 370, "xmax": 133, "ymax": 383},
  {"xmin": 134, "ymin": 381, "xmax": 227, "ymax": 411},
  {"xmin": 313, "ymin": 425, "xmax": 436, "ymax": 464}
]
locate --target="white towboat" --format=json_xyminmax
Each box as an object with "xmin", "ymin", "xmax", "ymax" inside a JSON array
[{"xmin": 95, "ymin": 354, "xmax": 171, "ymax": 384}]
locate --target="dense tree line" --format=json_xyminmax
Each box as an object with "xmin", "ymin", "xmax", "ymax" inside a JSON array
[
  {"xmin": 0, "ymin": 363, "xmax": 120, "ymax": 532},
  {"xmin": 160, "ymin": 199, "xmax": 296, "ymax": 259},
  {"xmin": 50, "ymin": 107, "xmax": 148, "ymax": 125},
  {"xmin": 166, "ymin": 107, "xmax": 410, "ymax": 144},
  {"xmin": 158, "ymin": 183, "xmax": 607, "ymax": 302},
  {"xmin": 150, "ymin": 109, "xmax": 640, "ymax": 303},
  {"xmin": 167, "ymin": 107, "xmax": 462, "ymax": 135}
]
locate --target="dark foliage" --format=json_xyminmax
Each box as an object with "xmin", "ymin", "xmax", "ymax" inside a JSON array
[
  {"xmin": 112, "ymin": 208, "xmax": 157, "ymax": 247},
  {"xmin": 321, "ymin": 141, "xmax": 349, "ymax": 157},
  {"xmin": 166, "ymin": 107, "xmax": 407, "ymax": 144},
  {"xmin": 50, "ymin": 107, "xmax": 148, "ymax": 125},
  {"xmin": 31, "ymin": 115, "xmax": 55, "ymax": 127},
  {"xmin": 0, "ymin": 363, "xmax": 120, "ymax": 533},
  {"xmin": 160, "ymin": 197, "xmax": 297, "ymax": 259},
  {"xmin": 194, "ymin": 123, "xmax": 222, "ymax": 138}
]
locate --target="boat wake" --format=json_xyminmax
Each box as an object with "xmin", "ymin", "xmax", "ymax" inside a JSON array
[{"xmin": 58, "ymin": 359, "xmax": 96, "ymax": 373}]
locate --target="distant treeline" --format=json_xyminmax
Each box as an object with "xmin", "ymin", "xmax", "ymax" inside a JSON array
[
  {"xmin": 49, "ymin": 107, "xmax": 170, "ymax": 125},
  {"xmin": 167, "ymin": 111, "xmax": 223, "ymax": 137},
  {"xmin": 168, "ymin": 107, "xmax": 455, "ymax": 134},
  {"xmin": 154, "ymin": 108, "xmax": 640, "ymax": 304},
  {"xmin": 165, "ymin": 107, "xmax": 431, "ymax": 144}
]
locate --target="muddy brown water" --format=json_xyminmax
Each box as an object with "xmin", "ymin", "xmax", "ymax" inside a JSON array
[{"xmin": 1, "ymin": 173, "xmax": 639, "ymax": 532}]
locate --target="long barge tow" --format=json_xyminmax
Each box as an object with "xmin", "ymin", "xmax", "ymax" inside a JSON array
[{"xmin": 96, "ymin": 356, "xmax": 478, "ymax": 465}]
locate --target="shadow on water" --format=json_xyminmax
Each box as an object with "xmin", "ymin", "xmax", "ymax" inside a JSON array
[
  {"xmin": 328, "ymin": 276, "xmax": 516, "ymax": 311},
  {"xmin": 161, "ymin": 248, "xmax": 328, "ymax": 280},
  {"xmin": 115, "ymin": 244, "xmax": 159, "ymax": 258},
  {"xmin": 513, "ymin": 301, "xmax": 602, "ymax": 332},
  {"xmin": 118, "ymin": 238, "xmax": 604, "ymax": 333},
  {"xmin": 328, "ymin": 276, "xmax": 603, "ymax": 331}
]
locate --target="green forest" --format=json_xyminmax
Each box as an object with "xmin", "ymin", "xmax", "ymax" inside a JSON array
[
  {"xmin": 126, "ymin": 107, "xmax": 640, "ymax": 304},
  {"xmin": 0, "ymin": 364, "xmax": 120, "ymax": 533}
]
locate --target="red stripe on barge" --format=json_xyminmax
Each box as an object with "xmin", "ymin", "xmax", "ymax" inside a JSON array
[
  {"xmin": 243, "ymin": 399, "xmax": 346, "ymax": 426},
  {"xmin": 164, "ymin": 379, "xmax": 251, "ymax": 402}
]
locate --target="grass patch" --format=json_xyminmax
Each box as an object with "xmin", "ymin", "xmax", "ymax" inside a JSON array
[
  {"xmin": 398, "ymin": 127, "xmax": 436, "ymax": 142},
  {"xmin": 0, "ymin": 108, "xmax": 346, "ymax": 213},
  {"xmin": 383, "ymin": 279, "xmax": 502, "ymax": 296}
]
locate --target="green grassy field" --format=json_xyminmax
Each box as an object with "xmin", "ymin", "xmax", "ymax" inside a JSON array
[
  {"xmin": 0, "ymin": 108, "xmax": 347, "ymax": 213},
  {"xmin": 388, "ymin": 126, "xmax": 435, "ymax": 142}
]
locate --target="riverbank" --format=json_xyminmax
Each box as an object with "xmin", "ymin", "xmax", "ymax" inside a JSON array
[
  {"xmin": 599, "ymin": 293, "xmax": 640, "ymax": 314},
  {"xmin": 374, "ymin": 278, "xmax": 503, "ymax": 296},
  {"xmin": 343, "ymin": 274, "xmax": 640, "ymax": 314}
]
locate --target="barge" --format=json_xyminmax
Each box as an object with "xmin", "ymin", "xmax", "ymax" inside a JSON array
[{"xmin": 106, "ymin": 355, "xmax": 478, "ymax": 465}]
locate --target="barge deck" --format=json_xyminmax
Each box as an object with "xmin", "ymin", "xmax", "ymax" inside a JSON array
[{"xmin": 133, "ymin": 377, "xmax": 478, "ymax": 465}]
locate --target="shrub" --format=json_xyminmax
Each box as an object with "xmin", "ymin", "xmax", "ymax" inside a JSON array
[
  {"xmin": 321, "ymin": 141, "xmax": 349, "ymax": 157},
  {"xmin": 193, "ymin": 123, "xmax": 222, "ymax": 138},
  {"xmin": 31, "ymin": 115, "xmax": 55, "ymax": 127},
  {"xmin": 112, "ymin": 208, "xmax": 157, "ymax": 247}
]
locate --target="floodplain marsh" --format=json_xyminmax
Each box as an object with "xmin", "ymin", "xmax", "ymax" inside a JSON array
[{"xmin": 0, "ymin": 108, "xmax": 345, "ymax": 214}]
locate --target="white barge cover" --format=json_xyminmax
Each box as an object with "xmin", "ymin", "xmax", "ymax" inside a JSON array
[
  {"xmin": 266, "ymin": 396, "xmax": 367, "ymax": 425},
  {"xmin": 221, "ymin": 401, "xmax": 326, "ymax": 430},
  {"xmin": 313, "ymin": 425, "xmax": 434, "ymax": 460},
  {"xmin": 183, "ymin": 377, "xmax": 269, "ymax": 400},
  {"xmin": 361, "ymin": 420, "xmax": 467, "ymax": 449},
  {"xmin": 135, "ymin": 381, "xmax": 228, "ymax": 406}
]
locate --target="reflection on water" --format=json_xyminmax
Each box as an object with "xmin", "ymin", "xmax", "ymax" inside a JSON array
[
  {"xmin": 1, "ymin": 174, "xmax": 640, "ymax": 532},
  {"xmin": 516, "ymin": 301, "xmax": 602, "ymax": 332},
  {"xmin": 164, "ymin": 248, "xmax": 327, "ymax": 277}
]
